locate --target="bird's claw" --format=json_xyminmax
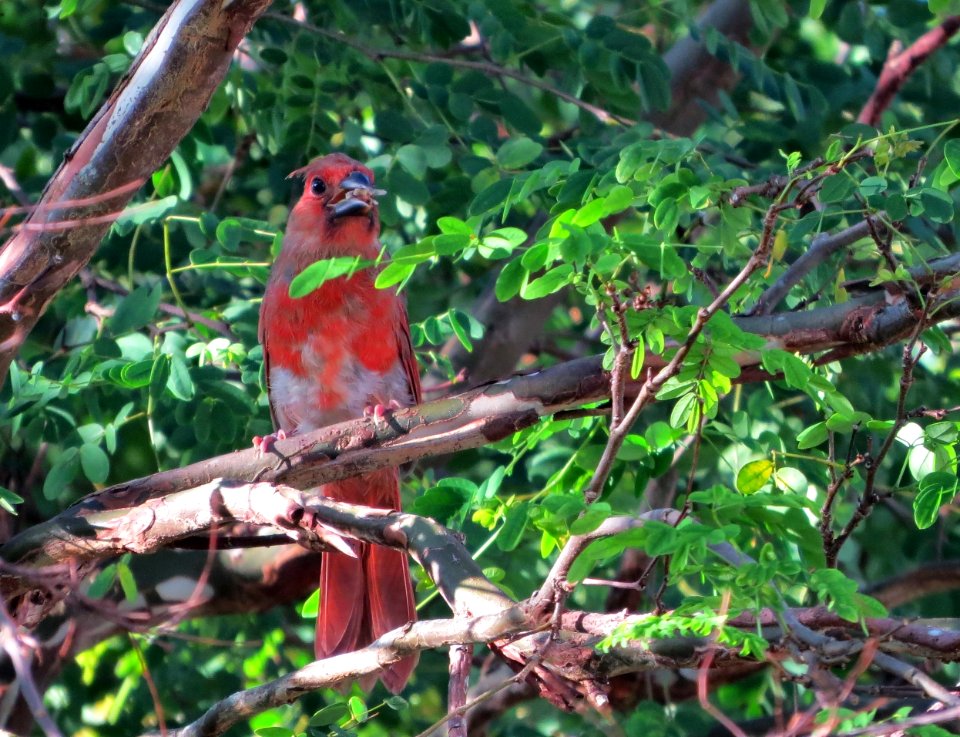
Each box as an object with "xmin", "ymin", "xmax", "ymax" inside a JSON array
[
  {"xmin": 253, "ymin": 429, "xmax": 287, "ymax": 456},
  {"xmin": 364, "ymin": 400, "xmax": 403, "ymax": 427}
]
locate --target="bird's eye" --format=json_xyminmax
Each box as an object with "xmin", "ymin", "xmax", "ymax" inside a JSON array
[{"xmin": 310, "ymin": 177, "xmax": 326, "ymax": 196}]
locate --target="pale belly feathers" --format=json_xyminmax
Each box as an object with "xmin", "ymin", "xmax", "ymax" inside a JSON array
[{"xmin": 269, "ymin": 355, "xmax": 411, "ymax": 433}]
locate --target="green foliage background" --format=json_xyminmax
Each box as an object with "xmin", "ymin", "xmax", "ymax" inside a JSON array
[{"xmin": 3, "ymin": 0, "xmax": 960, "ymax": 735}]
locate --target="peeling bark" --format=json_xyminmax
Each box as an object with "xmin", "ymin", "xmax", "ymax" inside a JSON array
[{"xmin": 0, "ymin": 0, "xmax": 272, "ymax": 385}]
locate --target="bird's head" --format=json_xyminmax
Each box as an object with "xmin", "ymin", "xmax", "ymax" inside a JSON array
[{"xmin": 285, "ymin": 153, "xmax": 384, "ymax": 258}]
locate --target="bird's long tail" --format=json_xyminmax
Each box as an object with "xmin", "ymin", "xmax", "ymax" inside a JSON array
[{"xmin": 316, "ymin": 469, "xmax": 418, "ymax": 693}]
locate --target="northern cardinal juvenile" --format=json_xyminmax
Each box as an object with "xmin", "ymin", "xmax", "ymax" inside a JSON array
[{"xmin": 258, "ymin": 153, "xmax": 420, "ymax": 692}]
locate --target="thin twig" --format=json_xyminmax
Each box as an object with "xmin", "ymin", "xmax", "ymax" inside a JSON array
[
  {"xmin": 583, "ymin": 197, "xmax": 787, "ymax": 504},
  {"xmin": 827, "ymin": 315, "xmax": 929, "ymax": 565},
  {"xmin": 696, "ymin": 591, "xmax": 750, "ymax": 737},
  {"xmin": 0, "ymin": 599, "xmax": 65, "ymax": 737},
  {"xmin": 413, "ymin": 658, "xmax": 539, "ymax": 737},
  {"xmin": 130, "ymin": 634, "xmax": 168, "ymax": 737},
  {"xmin": 446, "ymin": 644, "xmax": 473, "ymax": 737},
  {"xmin": 751, "ymin": 218, "xmax": 874, "ymax": 316},
  {"xmin": 80, "ymin": 270, "xmax": 236, "ymax": 338},
  {"xmin": 265, "ymin": 13, "xmax": 635, "ymax": 126}
]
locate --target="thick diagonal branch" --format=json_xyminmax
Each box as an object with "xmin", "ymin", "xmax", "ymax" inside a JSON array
[
  {"xmin": 0, "ymin": 0, "xmax": 272, "ymax": 386},
  {"xmin": 5, "ymin": 261, "xmax": 960, "ymax": 570}
]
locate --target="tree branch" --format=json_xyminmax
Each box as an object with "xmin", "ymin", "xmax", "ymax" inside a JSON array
[
  {"xmin": 5, "ymin": 262, "xmax": 960, "ymax": 573},
  {"xmin": 0, "ymin": 0, "xmax": 272, "ymax": 386},
  {"xmin": 436, "ymin": 0, "xmax": 756, "ymax": 387},
  {"xmin": 750, "ymin": 219, "xmax": 875, "ymax": 316},
  {"xmin": 266, "ymin": 13, "xmax": 634, "ymax": 127},
  {"xmin": 651, "ymin": 0, "xmax": 754, "ymax": 136},
  {"xmin": 152, "ymin": 612, "xmax": 526, "ymax": 737},
  {"xmin": 858, "ymin": 15, "xmax": 960, "ymax": 127}
]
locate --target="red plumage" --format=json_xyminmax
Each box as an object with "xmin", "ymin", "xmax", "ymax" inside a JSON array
[{"xmin": 259, "ymin": 153, "xmax": 420, "ymax": 692}]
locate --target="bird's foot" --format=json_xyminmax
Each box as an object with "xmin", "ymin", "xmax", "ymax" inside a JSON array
[
  {"xmin": 253, "ymin": 429, "xmax": 287, "ymax": 456},
  {"xmin": 364, "ymin": 399, "xmax": 403, "ymax": 427}
]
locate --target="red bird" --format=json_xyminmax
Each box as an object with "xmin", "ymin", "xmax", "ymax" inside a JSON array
[{"xmin": 258, "ymin": 153, "xmax": 420, "ymax": 692}]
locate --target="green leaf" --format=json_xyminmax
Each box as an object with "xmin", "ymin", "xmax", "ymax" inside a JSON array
[
  {"xmin": 920, "ymin": 187, "xmax": 954, "ymax": 223},
  {"xmin": 260, "ymin": 47, "xmax": 287, "ymax": 65},
  {"xmin": 412, "ymin": 482, "xmax": 471, "ymax": 523},
  {"xmin": 481, "ymin": 227, "xmax": 526, "ymax": 258},
  {"xmin": 559, "ymin": 225, "xmax": 592, "ymax": 263},
  {"xmin": 630, "ymin": 342, "xmax": 645, "ymax": 380},
  {"xmin": 761, "ymin": 350, "xmax": 812, "ymax": 388},
  {"xmin": 116, "ymin": 560, "xmax": 137, "ymax": 602},
  {"xmin": 810, "ymin": 568, "xmax": 873, "ymax": 622},
  {"xmin": 44, "ymin": 450, "xmax": 78, "ymax": 500},
  {"xmin": 653, "ymin": 198, "xmax": 679, "ymax": 231},
  {"xmin": 375, "ymin": 109, "xmax": 414, "ymax": 141},
  {"xmin": 448, "ymin": 310, "xmax": 473, "ymax": 352},
  {"xmin": 736, "ymin": 459, "xmax": 774, "ymax": 494},
  {"xmin": 347, "ymin": 696, "xmax": 367, "ymax": 723},
  {"xmin": 470, "ymin": 178, "xmax": 514, "ymax": 215},
  {"xmin": 570, "ymin": 502, "xmax": 612, "ymax": 535},
  {"xmin": 809, "ymin": 0, "xmax": 826, "ymax": 19},
  {"xmin": 434, "ymin": 233, "xmax": 472, "ymax": 255},
  {"xmin": 289, "ymin": 257, "xmax": 371, "ymax": 298},
  {"xmin": 657, "ymin": 378, "xmax": 696, "ymax": 401},
  {"xmin": 572, "ymin": 199, "xmax": 607, "ymax": 227},
  {"xmin": 496, "ymin": 137, "xmax": 543, "ymax": 169},
  {"xmin": 393, "ymin": 240, "xmax": 438, "ymax": 264},
  {"xmin": 926, "ymin": 421, "xmax": 958, "ymax": 444},
  {"xmin": 797, "ymin": 421, "xmax": 828, "ymax": 449},
  {"xmin": 166, "ymin": 355, "xmax": 195, "ymax": 401},
  {"xmin": 520, "ymin": 264, "xmax": 573, "ymax": 299},
  {"xmin": 388, "ymin": 166, "xmax": 430, "ymax": 206},
  {"xmin": 115, "ymin": 360, "xmax": 154, "ymax": 389},
  {"xmin": 87, "ymin": 564, "xmax": 117, "ymax": 599},
  {"xmin": 80, "ymin": 443, "xmax": 110, "ymax": 484},
  {"xmin": 300, "ymin": 588, "xmax": 320, "ymax": 618},
  {"xmin": 109, "ymin": 284, "xmax": 163, "ymax": 335},
  {"xmin": 114, "ymin": 196, "xmax": 180, "ymax": 228},
  {"xmin": 0, "ymin": 486, "xmax": 24, "ymax": 514},
  {"xmin": 385, "ymin": 695, "xmax": 409, "ymax": 710},
  {"xmin": 945, "ymin": 139, "xmax": 960, "ymax": 178},
  {"xmin": 495, "ymin": 258, "xmax": 527, "ymax": 301},
  {"xmin": 255, "ymin": 728, "xmax": 294, "ymax": 737},
  {"xmin": 448, "ymin": 92, "xmax": 473, "ymax": 120},
  {"xmin": 497, "ymin": 501, "xmax": 529, "ymax": 551},
  {"xmin": 374, "ymin": 261, "xmax": 415, "ymax": 289},
  {"xmin": 437, "ymin": 216, "xmax": 473, "ymax": 235},
  {"xmin": 819, "ymin": 174, "xmax": 853, "ymax": 203},
  {"xmin": 309, "ymin": 704, "xmax": 349, "ymax": 727},
  {"xmin": 151, "ymin": 168, "xmax": 174, "ymax": 198},
  {"xmin": 858, "ymin": 176, "xmax": 886, "ymax": 197},
  {"xmin": 396, "ymin": 144, "xmax": 427, "ymax": 178},
  {"xmin": 669, "ymin": 392, "xmax": 697, "ymax": 429},
  {"xmin": 499, "ymin": 93, "xmax": 541, "ymax": 135},
  {"xmin": 216, "ymin": 218, "xmax": 242, "ymax": 251},
  {"xmin": 885, "ymin": 192, "xmax": 908, "ymax": 220},
  {"xmin": 149, "ymin": 354, "xmax": 170, "ymax": 402},
  {"xmin": 914, "ymin": 471, "xmax": 959, "ymax": 529}
]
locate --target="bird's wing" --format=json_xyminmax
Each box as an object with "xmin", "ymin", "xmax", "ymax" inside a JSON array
[
  {"xmin": 258, "ymin": 281, "xmax": 281, "ymax": 429},
  {"xmin": 395, "ymin": 300, "xmax": 422, "ymax": 406}
]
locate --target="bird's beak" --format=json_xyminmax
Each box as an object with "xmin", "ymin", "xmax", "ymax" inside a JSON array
[{"xmin": 331, "ymin": 171, "xmax": 386, "ymax": 218}]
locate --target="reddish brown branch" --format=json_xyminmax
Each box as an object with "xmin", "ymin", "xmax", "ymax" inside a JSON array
[
  {"xmin": 858, "ymin": 16, "xmax": 960, "ymax": 126},
  {"xmin": 447, "ymin": 644, "xmax": 473, "ymax": 737},
  {"xmin": 0, "ymin": 0, "xmax": 272, "ymax": 387}
]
